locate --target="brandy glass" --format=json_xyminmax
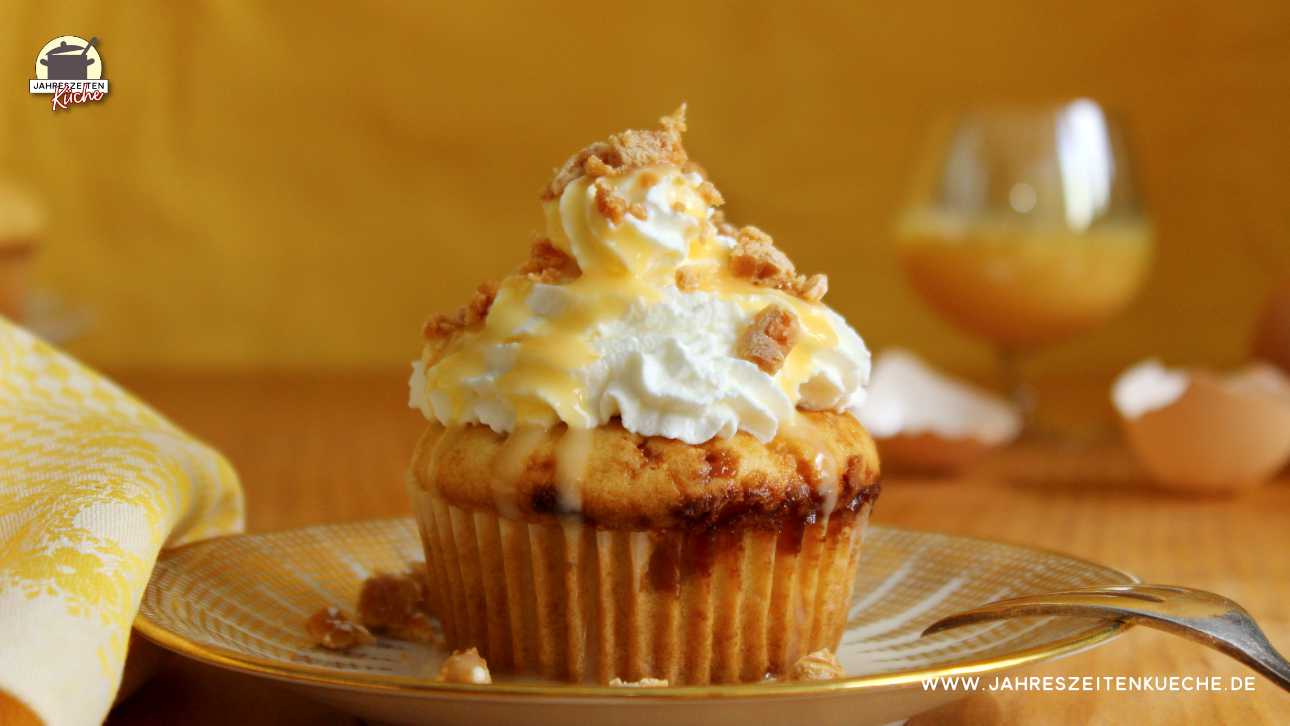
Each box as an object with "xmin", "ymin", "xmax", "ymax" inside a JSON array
[{"xmin": 896, "ymin": 99, "xmax": 1153, "ymax": 424}]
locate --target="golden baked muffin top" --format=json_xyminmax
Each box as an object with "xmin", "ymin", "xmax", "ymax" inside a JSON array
[{"xmin": 410, "ymin": 412, "xmax": 879, "ymax": 531}]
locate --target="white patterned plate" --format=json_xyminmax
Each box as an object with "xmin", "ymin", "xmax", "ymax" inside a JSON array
[{"xmin": 136, "ymin": 519, "xmax": 1134, "ymax": 725}]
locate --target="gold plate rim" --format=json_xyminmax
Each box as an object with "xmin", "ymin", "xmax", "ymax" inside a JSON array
[{"xmin": 135, "ymin": 520, "xmax": 1137, "ymax": 701}]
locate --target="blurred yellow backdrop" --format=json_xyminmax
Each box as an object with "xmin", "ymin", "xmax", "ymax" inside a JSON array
[{"xmin": 1, "ymin": 2, "xmax": 1287, "ymax": 374}]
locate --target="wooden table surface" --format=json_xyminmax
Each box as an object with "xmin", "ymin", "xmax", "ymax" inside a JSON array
[{"xmin": 104, "ymin": 370, "xmax": 1290, "ymax": 725}]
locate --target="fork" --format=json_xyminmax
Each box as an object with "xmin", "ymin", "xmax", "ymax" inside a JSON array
[{"xmin": 922, "ymin": 584, "xmax": 1290, "ymax": 692}]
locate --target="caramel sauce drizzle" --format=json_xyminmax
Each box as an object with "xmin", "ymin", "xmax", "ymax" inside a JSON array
[{"xmin": 780, "ymin": 413, "xmax": 844, "ymax": 517}]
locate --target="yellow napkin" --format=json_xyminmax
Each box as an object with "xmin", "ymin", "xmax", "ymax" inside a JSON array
[{"xmin": 0, "ymin": 319, "xmax": 244, "ymax": 725}]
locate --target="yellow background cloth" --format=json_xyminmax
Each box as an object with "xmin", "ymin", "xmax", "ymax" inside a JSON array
[{"xmin": 0, "ymin": 319, "xmax": 243, "ymax": 725}]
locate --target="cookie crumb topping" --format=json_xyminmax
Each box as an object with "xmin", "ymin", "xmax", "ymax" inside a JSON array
[
  {"xmin": 738, "ymin": 303, "xmax": 800, "ymax": 374},
  {"xmin": 518, "ymin": 238, "xmax": 581, "ymax": 284},
  {"xmin": 542, "ymin": 105, "xmax": 689, "ymax": 201},
  {"xmin": 422, "ymin": 281, "xmax": 498, "ymax": 341},
  {"xmin": 697, "ymin": 180, "xmax": 724, "ymax": 207},
  {"xmin": 593, "ymin": 179, "xmax": 648, "ymax": 224},
  {"xmin": 730, "ymin": 226, "xmax": 828, "ymax": 302},
  {"xmin": 674, "ymin": 264, "xmax": 714, "ymax": 292}
]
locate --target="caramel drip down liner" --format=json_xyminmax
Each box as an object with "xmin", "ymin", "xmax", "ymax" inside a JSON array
[{"xmin": 411, "ymin": 489, "xmax": 871, "ymax": 685}]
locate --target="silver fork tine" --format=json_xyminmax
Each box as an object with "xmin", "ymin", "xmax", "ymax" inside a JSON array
[{"xmin": 921, "ymin": 583, "xmax": 1290, "ymax": 693}]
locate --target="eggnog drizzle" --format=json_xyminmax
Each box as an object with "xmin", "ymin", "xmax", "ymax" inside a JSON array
[
  {"xmin": 553, "ymin": 425, "xmax": 594, "ymax": 512},
  {"xmin": 813, "ymin": 450, "xmax": 841, "ymax": 516},
  {"xmin": 491, "ymin": 273, "xmax": 653, "ymax": 426},
  {"xmin": 425, "ymin": 273, "xmax": 654, "ymax": 428},
  {"xmin": 492, "ymin": 426, "xmax": 546, "ymax": 519},
  {"xmin": 782, "ymin": 413, "xmax": 843, "ymax": 516},
  {"xmin": 416, "ymin": 163, "xmax": 865, "ymax": 443}
]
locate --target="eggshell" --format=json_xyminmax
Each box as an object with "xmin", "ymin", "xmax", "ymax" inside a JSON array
[
  {"xmin": 1113, "ymin": 360, "xmax": 1290, "ymax": 494},
  {"xmin": 870, "ymin": 432, "xmax": 995, "ymax": 476},
  {"xmin": 856, "ymin": 349, "xmax": 1021, "ymax": 475}
]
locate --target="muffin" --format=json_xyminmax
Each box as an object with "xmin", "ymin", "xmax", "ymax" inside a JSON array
[{"xmin": 407, "ymin": 106, "xmax": 879, "ymax": 684}]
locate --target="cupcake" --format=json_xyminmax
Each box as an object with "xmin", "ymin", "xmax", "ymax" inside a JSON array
[{"xmin": 408, "ymin": 106, "xmax": 879, "ymax": 685}]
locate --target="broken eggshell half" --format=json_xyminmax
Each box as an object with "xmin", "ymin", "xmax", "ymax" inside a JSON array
[
  {"xmin": 855, "ymin": 349, "xmax": 1021, "ymax": 475},
  {"xmin": 1112, "ymin": 359, "xmax": 1290, "ymax": 494}
]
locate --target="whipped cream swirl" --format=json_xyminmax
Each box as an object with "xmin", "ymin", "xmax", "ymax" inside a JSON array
[{"xmin": 410, "ymin": 166, "xmax": 871, "ymax": 444}]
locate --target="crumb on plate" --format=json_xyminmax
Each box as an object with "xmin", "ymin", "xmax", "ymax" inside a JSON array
[
  {"xmin": 357, "ymin": 566, "xmax": 441, "ymax": 644},
  {"xmin": 436, "ymin": 647, "xmax": 491, "ymax": 684},
  {"xmin": 306, "ymin": 606, "xmax": 374, "ymax": 651},
  {"xmin": 789, "ymin": 648, "xmax": 846, "ymax": 681},
  {"xmin": 608, "ymin": 677, "xmax": 670, "ymax": 687}
]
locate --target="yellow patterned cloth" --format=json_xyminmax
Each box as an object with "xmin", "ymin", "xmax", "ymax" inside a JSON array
[{"xmin": 0, "ymin": 319, "xmax": 244, "ymax": 725}]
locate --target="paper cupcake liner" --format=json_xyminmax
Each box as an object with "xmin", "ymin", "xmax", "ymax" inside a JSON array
[{"xmin": 410, "ymin": 487, "xmax": 871, "ymax": 684}]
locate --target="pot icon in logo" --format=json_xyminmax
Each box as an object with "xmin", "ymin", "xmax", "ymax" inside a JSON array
[
  {"xmin": 35, "ymin": 36, "xmax": 102, "ymax": 81},
  {"xmin": 29, "ymin": 35, "xmax": 109, "ymax": 110}
]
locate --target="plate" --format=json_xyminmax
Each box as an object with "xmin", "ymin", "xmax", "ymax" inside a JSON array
[{"xmin": 136, "ymin": 519, "xmax": 1135, "ymax": 725}]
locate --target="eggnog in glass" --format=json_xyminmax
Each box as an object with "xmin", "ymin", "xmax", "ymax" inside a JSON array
[{"xmin": 897, "ymin": 100, "xmax": 1153, "ymax": 425}]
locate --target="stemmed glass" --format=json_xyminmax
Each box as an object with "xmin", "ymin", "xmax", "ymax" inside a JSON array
[{"xmin": 896, "ymin": 99, "xmax": 1153, "ymax": 426}]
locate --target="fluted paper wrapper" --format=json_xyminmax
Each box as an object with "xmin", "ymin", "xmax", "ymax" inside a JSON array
[{"xmin": 411, "ymin": 488, "xmax": 870, "ymax": 684}]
